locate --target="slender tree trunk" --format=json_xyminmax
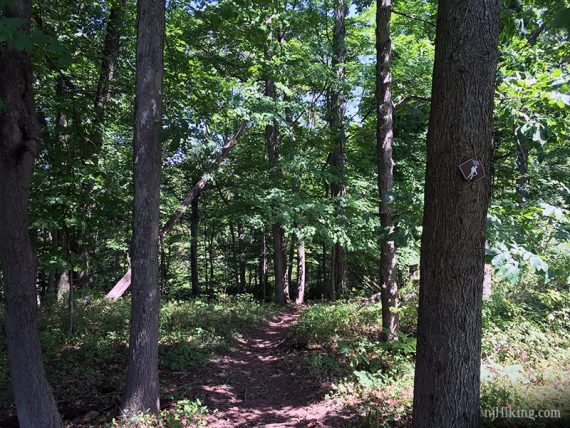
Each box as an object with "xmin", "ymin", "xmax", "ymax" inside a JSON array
[
  {"xmin": 77, "ymin": 0, "xmax": 126, "ymax": 289},
  {"xmin": 271, "ymin": 223, "xmax": 287, "ymax": 304},
  {"xmin": 287, "ymin": 234, "xmax": 295, "ymax": 296},
  {"xmin": 412, "ymin": 1, "xmax": 500, "ymax": 426},
  {"xmin": 265, "ymin": 35, "xmax": 287, "ymax": 305},
  {"xmin": 259, "ymin": 230, "xmax": 268, "ymax": 302},
  {"xmin": 376, "ymin": 0, "xmax": 399, "ymax": 339},
  {"xmin": 320, "ymin": 241, "xmax": 327, "ymax": 300},
  {"xmin": 329, "ymin": 0, "xmax": 348, "ymax": 301},
  {"xmin": 515, "ymin": 128, "xmax": 529, "ymax": 204},
  {"xmin": 122, "ymin": 0, "xmax": 165, "ymax": 415},
  {"xmin": 67, "ymin": 272, "xmax": 74, "ymax": 337},
  {"xmin": 229, "ymin": 222, "xmax": 239, "ymax": 290},
  {"xmin": 0, "ymin": 1, "xmax": 62, "ymax": 426},
  {"xmin": 204, "ymin": 222, "xmax": 209, "ymax": 287},
  {"xmin": 209, "ymin": 232, "xmax": 215, "ymax": 294},
  {"xmin": 296, "ymin": 238, "xmax": 306, "ymax": 304},
  {"xmin": 93, "ymin": 0, "xmax": 127, "ymax": 149},
  {"xmin": 238, "ymin": 220, "xmax": 246, "ymax": 293},
  {"xmin": 190, "ymin": 194, "xmax": 200, "ymax": 297},
  {"xmin": 160, "ymin": 244, "xmax": 167, "ymax": 294}
]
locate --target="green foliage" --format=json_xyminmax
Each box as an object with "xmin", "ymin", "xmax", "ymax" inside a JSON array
[{"xmin": 0, "ymin": 295, "xmax": 275, "ymax": 423}]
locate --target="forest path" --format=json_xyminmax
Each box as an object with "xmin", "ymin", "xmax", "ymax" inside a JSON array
[{"xmin": 186, "ymin": 307, "xmax": 350, "ymax": 427}]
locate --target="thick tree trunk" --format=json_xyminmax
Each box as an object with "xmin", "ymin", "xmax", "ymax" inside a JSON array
[
  {"xmin": 295, "ymin": 238, "xmax": 306, "ymax": 304},
  {"xmin": 190, "ymin": 194, "xmax": 200, "ymax": 297},
  {"xmin": 122, "ymin": 0, "xmax": 165, "ymax": 415},
  {"xmin": 376, "ymin": 0, "xmax": 399, "ymax": 339},
  {"xmin": 0, "ymin": 2, "xmax": 62, "ymax": 426},
  {"xmin": 329, "ymin": 0, "xmax": 348, "ymax": 301},
  {"xmin": 412, "ymin": 1, "xmax": 500, "ymax": 427}
]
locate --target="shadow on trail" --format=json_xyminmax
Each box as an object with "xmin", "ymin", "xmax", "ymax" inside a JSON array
[{"xmin": 183, "ymin": 309, "xmax": 356, "ymax": 427}]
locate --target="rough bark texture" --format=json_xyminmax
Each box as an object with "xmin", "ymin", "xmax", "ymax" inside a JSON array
[
  {"xmin": 295, "ymin": 238, "xmax": 306, "ymax": 304},
  {"xmin": 190, "ymin": 194, "xmax": 200, "ymax": 297},
  {"xmin": 329, "ymin": 0, "xmax": 348, "ymax": 301},
  {"xmin": 0, "ymin": 2, "xmax": 63, "ymax": 426},
  {"xmin": 122, "ymin": 0, "xmax": 165, "ymax": 415},
  {"xmin": 376, "ymin": 0, "xmax": 399, "ymax": 339},
  {"xmin": 412, "ymin": 1, "xmax": 500, "ymax": 427}
]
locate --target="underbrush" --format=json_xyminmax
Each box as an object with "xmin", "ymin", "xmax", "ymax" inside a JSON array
[
  {"xmin": 0, "ymin": 293, "xmax": 275, "ymax": 426},
  {"xmin": 290, "ymin": 280, "xmax": 570, "ymax": 427}
]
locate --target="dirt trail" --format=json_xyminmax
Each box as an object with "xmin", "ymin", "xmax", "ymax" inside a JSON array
[{"xmin": 189, "ymin": 308, "xmax": 351, "ymax": 427}]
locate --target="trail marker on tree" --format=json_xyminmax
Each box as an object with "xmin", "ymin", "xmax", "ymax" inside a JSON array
[{"xmin": 458, "ymin": 159, "xmax": 485, "ymax": 182}]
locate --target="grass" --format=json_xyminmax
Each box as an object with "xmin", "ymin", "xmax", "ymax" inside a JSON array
[
  {"xmin": 288, "ymin": 278, "xmax": 570, "ymax": 427},
  {"xmin": 0, "ymin": 293, "xmax": 276, "ymax": 426},
  {"xmin": 0, "ymin": 272, "xmax": 568, "ymax": 427}
]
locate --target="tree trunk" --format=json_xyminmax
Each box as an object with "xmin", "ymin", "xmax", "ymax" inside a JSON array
[
  {"xmin": 77, "ymin": 0, "xmax": 127, "ymax": 289},
  {"xmin": 376, "ymin": 0, "xmax": 399, "ymax": 339},
  {"xmin": 122, "ymin": 0, "xmax": 165, "ymax": 415},
  {"xmin": 259, "ymin": 230, "xmax": 268, "ymax": 302},
  {"xmin": 412, "ymin": 1, "xmax": 500, "ymax": 426},
  {"xmin": 287, "ymin": 234, "xmax": 295, "ymax": 296},
  {"xmin": 265, "ymin": 36, "xmax": 287, "ymax": 305},
  {"xmin": 271, "ymin": 223, "xmax": 288, "ymax": 304},
  {"xmin": 238, "ymin": 220, "xmax": 246, "ymax": 293},
  {"xmin": 329, "ymin": 0, "xmax": 348, "ymax": 301},
  {"xmin": 229, "ymin": 222, "xmax": 239, "ymax": 290},
  {"xmin": 295, "ymin": 238, "xmax": 306, "ymax": 304},
  {"xmin": 208, "ymin": 232, "xmax": 215, "ymax": 294},
  {"xmin": 0, "ymin": 1, "xmax": 62, "ymax": 426},
  {"xmin": 515, "ymin": 128, "xmax": 529, "ymax": 204},
  {"xmin": 93, "ymin": 0, "xmax": 127, "ymax": 149},
  {"xmin": 190, "ymin": 193, "xmax": 200, "ymax": 297}
]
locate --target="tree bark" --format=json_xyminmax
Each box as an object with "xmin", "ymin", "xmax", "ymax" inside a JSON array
[
  {"xmin": 329, "ymin": 0, "xmax": 349, "ymax": 301},
  {"xmin": 412, "ymin": 1, "xmax": 500, "ymax": 426},
  {"xmin": 515, "ymin": 128, "xmax": 529, "ymax": 204},
  {"xmin": 259, "ymin": 230, "xmax": 269, "ymax": 302},
  {"xmin": 265, "ymin": 35, "xmax": 287, "ymax": 305},
  {"xmin": 376, "ymin": 0, "xmax": 399, "ymax": 339},
  {"xmin": 229, "ymin": 222, "xmax": 239, "ymax": 290},
  {"xmin": 190, "ymin": 193, "xmax": 200, "ymax": 297},
  {"xmin": 122, "ymin": 0, "xmax": 165, "ymax": 415},
  {"xmin": 92, "ymin": 0, "xmax": 127, "ymax": 149},
  {"xmin": 295, "ymin": 238, "xmax": 306, "ymax": 304},
  {"xmin": 0, "ymin": 1, "xmax": 62, "ymax": 426},
  {"xmin": 238, "ymin": 220, "xmax": 246, "ymax": 293}
]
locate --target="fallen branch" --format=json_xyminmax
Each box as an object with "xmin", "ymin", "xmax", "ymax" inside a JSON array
[
  {"xmin": 106, "ymin": 125, "xmax": 246, "ymax": 300},
  {"xmin": 357, "ymin": 292, "xmax": 382, "ymax": 311}
]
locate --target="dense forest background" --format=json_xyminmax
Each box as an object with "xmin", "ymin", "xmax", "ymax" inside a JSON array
[
  {"xmin": 0, "ymin": 0, "xmax": 569, "ymax": 426},
  {"xmin": 14, "ymin": 0, "xmax": 569, "ymax": 308}
]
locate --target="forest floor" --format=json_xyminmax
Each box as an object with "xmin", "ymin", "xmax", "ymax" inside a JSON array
[{"xmin": 169, "ymin": 307, "xmax": 355, "ymax": 427}]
